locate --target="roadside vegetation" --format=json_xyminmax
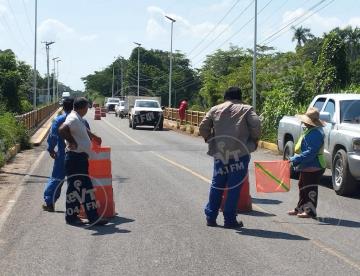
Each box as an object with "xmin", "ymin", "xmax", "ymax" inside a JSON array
[
  {"xmin": 83, "ymin": 26, "xmax": 360, "ymax": 142},
  {"xmin": 0, "ymin": 49, "xmax": 75, "ymax": 166}
]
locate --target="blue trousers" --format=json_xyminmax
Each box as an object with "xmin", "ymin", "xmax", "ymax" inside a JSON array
[
  {"xmin": 205, "ymin": 155, "xmax": 250, "ymax": 224},
  {"xmin": 44, "ymin": 153, "xmax": 65, "ymax": 205},
  {"xmin": 64, "ymin": 151, "xmax": 99, "ymax": 223}
]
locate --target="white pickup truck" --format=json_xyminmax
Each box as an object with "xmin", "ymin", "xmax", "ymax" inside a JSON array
[
  {"xmin": 277, "ymin": 94, "xmax": 360, "ymax": 196},
  {"xmin": 128, "ymin": 98, "xmax": 163, "ymax": 130}
]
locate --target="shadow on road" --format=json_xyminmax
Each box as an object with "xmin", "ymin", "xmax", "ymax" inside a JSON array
[
  {"xmin": 0, "ymin": 170, "xmax": 49, "ymax": 179},
  {"xmin": 240, "ymin": 210, "xmax": 276, "ymax": 217},
  {"xmin": 237, "ymin": 228, "xmax": 309, "ymax": 240},
  {"xmin": 133, "ymin": 126, "xmax": 170, "ymax": 132},
  {"xmin": 90, "ymin": 216, "xmax": 134, "ymax": 236},
  {"xmin": 252, "ymin": 198, "xmax": 283, "ymax": 205},
  {"xmin": 317, "ymin": 217, "xmax": 360, "ymax": 228}
]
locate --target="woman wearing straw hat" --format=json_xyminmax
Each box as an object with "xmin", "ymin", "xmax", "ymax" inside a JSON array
[{"xmin": 288, "ymin": 107, "xmax": 326, "ymax": 218}]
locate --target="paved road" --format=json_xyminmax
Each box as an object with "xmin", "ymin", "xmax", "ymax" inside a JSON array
[{"xmin": 0, "ymin": 109, "xmax": 359, "ymax": 275}]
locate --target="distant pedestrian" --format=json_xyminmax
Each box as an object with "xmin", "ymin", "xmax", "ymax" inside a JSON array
[
  {"xmin": 199, "ymin": 87, "xmax": 261, "ymax": 228},
  {"xmin": 42, "ymin": 97, "xmax": 74, "ymax": 212},
  {"xmin": 288, "ymin": 107, "xmax": 326, "ymax": 218},
  {"xmin": 178, "ymin": 98, "xmax": 188, "ymax": 123},
  {"xmin": 59, "ymin": 97, "xmax": 108, "ymax": 226}
]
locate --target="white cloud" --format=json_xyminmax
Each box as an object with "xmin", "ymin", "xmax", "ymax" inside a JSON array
[
  {"xmin": 283, "ymin": 8, "xmax": 342, "ymax": 31},
  {"xmin": 38, "ymin": 19, "xmax": 75, "ymax": 41},
  {"xmin": 280, "ymin": 9, "xmax": 360, "ymax": 41},
  {"xmin": 348, "ymin": 17, "xmax": 360, "ymax": 28},
  {"xmin": 205, "ymin": 0, "xmax": 233, "ymax": 13},
  {"xmin": 80, "ymin": 34, "xmax": 98, "ymax": 42},
  {"xmin": 0, "ymin": 2, "xmax": 9, "ymax": 18},
  {"xmin": 146, "ymin": 6, "xmax": 232, "ymax": 40},
  {"xmin": 146, "ymin": 18, "xmax": 167, "ymax": 39}
]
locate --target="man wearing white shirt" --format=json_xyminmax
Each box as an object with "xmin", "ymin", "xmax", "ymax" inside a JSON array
[{"xmin": 59, "ymin": 97, "xmax": 108, "ymax": 226}]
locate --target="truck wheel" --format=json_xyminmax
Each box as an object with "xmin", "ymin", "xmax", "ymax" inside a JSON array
[
  {"xmin": 158, "ymin": 121, "xmax": 163, "ymax": 131},
  {"xmin": 283, "ymin": 140, "xmax": 299, "ymax": 179},
  {"xmin": 332, "ymin": 149, "xmax": 358, "ymax": 196},
  {"xmin": 115, "ymin": 112, "xmax": 118, "ymax": 117},
  {"xmin": 131, "ymin": 119, "xmax": 136, "ymax": 129}
]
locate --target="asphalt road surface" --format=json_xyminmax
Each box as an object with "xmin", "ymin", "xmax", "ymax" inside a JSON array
[{"xmin": 0, "ymin": 109, "xmax": 359, "ymax": 276}]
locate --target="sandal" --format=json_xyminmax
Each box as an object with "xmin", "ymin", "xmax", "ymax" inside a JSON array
[{"xmin": 287, "ymin": 210, "xmax": 298, "ymax": 216}]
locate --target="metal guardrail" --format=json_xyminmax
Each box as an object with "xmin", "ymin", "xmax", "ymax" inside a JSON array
[
  {"xmin": 15, "ymin": 103, "xmax": 59, "ymax": 131},
  {"xmin": 163, "ymin": 108, "xmax": 206, "ymax": 126}
]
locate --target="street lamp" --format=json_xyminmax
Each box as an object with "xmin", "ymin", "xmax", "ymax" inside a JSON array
[
  {"xmin": 165, "ymin": 15, "xmax": 176, "ymax": 107},
  {"xmin": 52, "ymin": 57, "xmax": 59, "ymax": 103},
  {"xmin": 133, "ymin": 42, "xmax": 141, "ymax": 96},
  {"xmin": 56, "ymin": 59, "xmax": 61, "ymax": 102},
  {"xmin": 33, "ymin": 0, "xmax": 38, "ymax": 108}
]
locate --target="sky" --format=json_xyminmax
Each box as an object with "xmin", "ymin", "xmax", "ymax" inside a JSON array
[{"xmin": 0, "ymin": 0, "xmax": 359, "ymax": 91}]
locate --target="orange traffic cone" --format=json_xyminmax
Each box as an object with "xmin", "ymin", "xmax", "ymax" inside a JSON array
[
  {"xmin": 79, "ymin": 142, "xmax": 116, "ymax": 219},
  {"xmin": 220, "ymin": 174, "xmax": 252, "ymax": 213}
]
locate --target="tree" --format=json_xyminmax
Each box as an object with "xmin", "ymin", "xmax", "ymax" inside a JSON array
[
  {"xmin": 316, "ymin": 31, "xmax": 349, "ymax": 93},
  {"xmin": 291, "ymin": 26, "xmax": 315, "ymax": 47}
]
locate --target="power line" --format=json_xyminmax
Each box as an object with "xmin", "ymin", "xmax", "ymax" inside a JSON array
[
  {"xmin": 189, "ymin": 0, "xmax": 254, "ymax": 60},
  {"xmin": 21, "ymin": 0, "xmax": 34, "ymax": 35},
  {"xmin": 263, "ymin": 0, "xmax": 335, "ymax": 46},
  {"xmin": 260, "ymin": 0, "xmax": 327, "ymax": 44},
  {"xmin": 6, "ymin": 0, "xmax": 32, "ymax": 47},
  {"xmin": 186, "ymin": 0, "xmax": 241, "ymax": 56},
  {"xmin": 173, "ymin": 0, "xmax": 274, "ymax": 90}
]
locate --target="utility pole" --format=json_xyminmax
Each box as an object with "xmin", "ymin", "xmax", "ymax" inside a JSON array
[
  {"xmin": 121, "ymin": 60, "xmax": 124, "ymax": 98},
  {"xmin": 252, "ymin": 0, "xmax": 257, "ymax": 111},
  {"xmin": 52, "ymin": 57, "xmax": 59, "ymax": 103},
  {"xmin": 33, "ymin": 0, "xmax": 37, "ymax": 109},
  {"xmin": 56, "ymin": 59, "xmax": 61, "ymax": 102},
  {"xmin": 133, "ymin": 42, "xmax": 141, "ymax": 96},
  {"xmin": 112, "ymin": 62, "xmax": 115, "ymax": 98},
  {"xmin": 165, "ymin": 15, "xmax": 176, "ymax": 108},
  {"xmin": 42, "ymin": 41, "xmax": 55, "ymax": 104}
]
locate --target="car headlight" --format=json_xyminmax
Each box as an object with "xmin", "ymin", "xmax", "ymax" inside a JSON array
[{"xmin": 353, "ymin": 138, "xmax": 360, "ymax": 151}]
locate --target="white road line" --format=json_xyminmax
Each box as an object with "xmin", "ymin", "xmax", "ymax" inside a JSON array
[{"xmin": 0, "ymin": 151, "xmax": 46, "ymax": 233}]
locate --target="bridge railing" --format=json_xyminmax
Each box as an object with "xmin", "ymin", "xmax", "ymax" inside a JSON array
[
  {"xmin": 163, "ymin": 108, "xmax": 206, "ymax": 126},
  {"xmin": 15, "ymin": 103, "xmax": 59, "ymax": 132}
]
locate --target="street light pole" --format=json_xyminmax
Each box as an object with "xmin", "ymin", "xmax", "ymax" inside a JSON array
[
  {"xmin": 33, "ymin": 0, "xmax": 37, "ymax": 109},
  {"xmin": 52, "ymin": 57, "xmax": 59, "ymax": 103},
  {"xmin": 56, "ymin": 59, "xmax": 61, "ymax": 102},
  {"xmin": 112, "ymin": 62, "xmax": 115, "ymax": 98},
  {"xmin": 133, "ymin": 42, "xmax": 141, "ymax": 96},
  {"xmin": 165, "ymin": 15, "xmax": 176, "ymax": 108},
  {"xmin": 252, "ymin": 0, "xmax": 257, "ymax": 111}
]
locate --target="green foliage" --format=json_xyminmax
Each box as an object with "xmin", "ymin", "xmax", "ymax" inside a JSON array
[
  {"xmin": 350, "ymin": 58, "xmax": 360, "ymax": 84},
  {"xmin": 316, "ymin": 31, "xmax": 349, "ymax": 93},
  {"xmin": 20, "ymin": 100, "xmax": 33, "ymax": 113},
  {"xmin": 291, "ymin": 26, "xmax": 315, "ymax": 47},
  {"xmin": 82, "ymin": 50, "xmax": 200, "ymax": 107},
  {"xmin": 260, "ymin": 89, "xmax": 306, "ymax": 142},
  {"xmin": 0, "ymin": 112, "xmax": 30, "ymax": 166}
]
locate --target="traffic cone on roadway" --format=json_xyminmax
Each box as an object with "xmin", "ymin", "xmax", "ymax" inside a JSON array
[
  {"xmin": 220, "ymin": 174, "xmax": 252, "ymax": 213},
  {"xmin": 79, "ymin": 141, "xmax": 115, "ymax": 219}
]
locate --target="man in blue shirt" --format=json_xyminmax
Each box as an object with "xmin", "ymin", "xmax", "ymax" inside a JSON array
[{"xmin": 42, "ymin": 97, "xmax": 74, "ymax": 212}]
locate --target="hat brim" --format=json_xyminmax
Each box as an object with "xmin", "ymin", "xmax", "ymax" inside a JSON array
[{"xmin": 296, "ymin": 114, "xmax": 326, "ymax": 127}]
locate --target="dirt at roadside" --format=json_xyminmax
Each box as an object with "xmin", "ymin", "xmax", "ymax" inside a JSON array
[{"xmin": 0, "ymin": 145, "xmax": 46, "ymax": 215}]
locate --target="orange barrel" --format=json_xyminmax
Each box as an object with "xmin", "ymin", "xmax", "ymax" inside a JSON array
[
  {"xmin": 80, "ymin": 143, "xmax": 115, "ymax": 219},
  {"xmin": 220, "ymin": 174, "xmax": 252, "ymax": 213}
]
